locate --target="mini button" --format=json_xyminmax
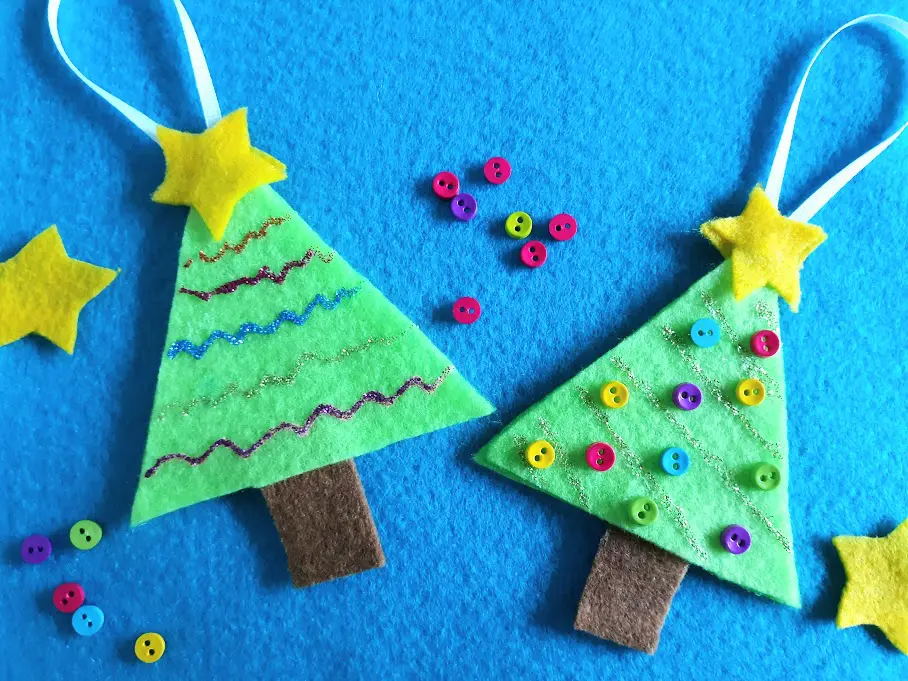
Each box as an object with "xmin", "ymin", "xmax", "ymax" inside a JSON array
[
  {"xmin": 586, "ymin": 442, "xmax": 616, "ymax": 472},
  {"xmin": 750, "ymin": 329, "xmax": 780, "ymax": 358},
  {"xmin": 72, "ymin": 605, "xmax": 104, "ymax": 636},
  {"xmin": 525, "ymin": 440, "xmax": 555, "ymax": 469},
  {"xmin": 135, "ymin": 632, "xmax": 166, "ymax": 664},
  {"xmin": 600, "ymin": 381, "xmax": 629, "ymax": 409},
  {"xmin": 672, "ymin": 383, "xmax": 702, "ymax": 411},
  {"xmin": 736, "ymin": 378, "xmax": 765, "ymax": 406},
  {"xmin": 661, "ymin": 447, "xmax": 690, "ymax": 476},
  {"xmin": 451, "ymin": 193, "xmax": 477, "ymax": 221},
  {"xmin": 629, "ymin": 497, "xmax": 658, "ymax": 526},
  {"xmin": 520, "ymin": 240, "xmax": 547, "ymax": 268},
  {"xmin": 432, "ymin": 171, "xmax": 459, "ymax": 200},
  {"xmin": 505, "ymin": 211, "xmax": 532, "ymax": 239},
  {"xmin": 690, "ymin": 318, "xmax": 720, "ymax": 348},
  {"xmin": 753, "ymin": 463, "xmax": 781, "ymax": 491},
  {"xmin": 721, "ymin": 525, "xmax": 751, "ymax": 555},
  {"xmin": 548, "ymin": 213, "xmax": 577, "ymax": 241},
  {"xmin": 70, "ymin": 519, "xmax": 103, "ymax": 551},
  {"xmin": 53, "ymin": 583, "xmax": 85, "ymax": 614},
  {"xmin": 484, "ymin": 157, "xmax": 511, "ymax": 184},
  {"xmin": 21, "ymin": 534, "xmax": 52, "ymax": 565},
  {"xmin": 452, "ymin": 297, "xmax": 481, "ymax": 324}
]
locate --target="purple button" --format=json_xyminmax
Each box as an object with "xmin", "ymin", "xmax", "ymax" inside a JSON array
[
  {"xmin": 721, "ymin": 525, "xmax": 751, "ymax": 554},
  {"xmin": 451, "ymin": 193, "xmax": 477, "ymax": 221},
  {"xmin": 672, "ymin": 382, "xmax": 702, "ymax": 411},
  {"xmin": 21, "ymin": 534, "xmax": 52, "ymax": 564}
]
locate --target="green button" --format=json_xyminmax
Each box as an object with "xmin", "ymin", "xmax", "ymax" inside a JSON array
[
  {"xmin": 70, "ymin": 520, "xmax": 103, "ymax": 550},
  {"xmin": 629, "ymin": 497, "xmax": 658, "ymax": 526},
  {"xmin": 753, "ymin": 463, "xmax": 781, "ymax": 491},
  {"xmin": 505, "ymin": 211, "xmax": 532, "ymax": 239}
]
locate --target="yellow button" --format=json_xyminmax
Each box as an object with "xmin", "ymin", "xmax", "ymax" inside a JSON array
[
  {"xmin": 505, "ymin": 211, "xmax": 532, "ymax": 239},
  {"xmin": 600, "ymin": 381, "xmax": 629, "ymax": 409},
  {"xmin": 736, "ymin": 378, "xmax": 766, "ymax": 406},
  {"xmin": 135, "ymin": 632, "xmax": 166, "ymax": 664},
  {"xmin": 525, "ymin": 440, "xmax": 555, "ymax": 469}
]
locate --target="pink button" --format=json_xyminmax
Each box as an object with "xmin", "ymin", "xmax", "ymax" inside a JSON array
[
  {"xmin": 520, "ymin": 241, "xmax": 547, "ymax": 268},
  {"xmin": 452, "ymin": 297, "xmax": 481, "ymax": 324},
  {"xmin": 549, "ymin": 213, "xmax": 577, "ymax": 241},
  {"xmin": 586, "ymin": 442, "xmax": 616, "ymax": 471},
  {"xmin": 483, "ymin": 157, "xmax": 511, "ymax": 184},
  {"xmin": 432, "ymin": 171, "xmax": 460, "ymax": 200},
  {"xmin": 53, "ymin": 582, "xmax": 86, "ymax": 613},
  {"xmin": 750, "ymin": 329, "xmax": 780, "ymax": 358}
]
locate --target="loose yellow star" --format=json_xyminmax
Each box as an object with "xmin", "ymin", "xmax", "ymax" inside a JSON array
[
  {"xmin": 152, "ymin": 108, "xmax": 286, "ymax": 241},
  {"xmin": 0, "ymin": 226, "xmax": 117, "ymax": 354},
  {"xmin": 833, "ymin": 519, "xmax": 908, "ymax": 655},
  {"xmin": 700, "ymin": 186, "xmax": 827, "ymax": 311}
]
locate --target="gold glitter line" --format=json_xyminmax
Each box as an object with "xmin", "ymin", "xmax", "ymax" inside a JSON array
[
  {"xmin": 183, "ymin": 215, "xmax": 291, "ymax": 268},
  {"xmin": 578, "ymin": 386, "xmax": 708, "ymax": 561},
  {"xmin": 662, "ymin": 326, "xmax": 783, "ymax": 460},
  {"xmin": 156, "ymin": 328, "xmax": 413, "ymax": 421},
  {"xmin": 700, "ymin": 293, "xmax": 781, "ymax": 398},
  {"xmin": 611, "ymin": 355, "xmax": 792, "ymax": 553},
  {"xmin": 538, "ymin": 417, "xmax": 591, "ymax": 511},
  {"xmin": 754, "ymin": 300, "xmax": 779, "ymax": 330}
]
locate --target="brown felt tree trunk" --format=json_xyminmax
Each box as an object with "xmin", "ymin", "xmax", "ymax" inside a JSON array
[
  {"xmin": 261, "ymin": 459, "xmax": 385, "ymax": 588},
  {"xmin": 574, "ymin": 527, "xmax": 688, "ymax": 653}
]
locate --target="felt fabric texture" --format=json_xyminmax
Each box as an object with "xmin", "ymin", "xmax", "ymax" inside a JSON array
[
  {"xmin": 261, "ymin": 460, "xmax": 386, "ymax": 588},
  {"xmin": 575, "ymin": 528, "xmax": 689, "ymax": 653},
  {"xmin": 0, "ymin": 225, "xmax": 116, "ymax": 353},
  {"xmin": 133, "ymin": 185, "xmax": 494, "ymax": 525},
  {"xmin": 833, "ymin": 519, "xmax": 908, "ymax": 655},
  {"xmin": 153, "ymin": 108, "xmax": 287, "ymax": 240},
  {"xmin": 6, "ymin": 1, "xmax": 908, "ymax": 679},
  {"xmin": 475, "ymin": 261, "xmax": 800, "ymax": 607},
  {"xmin": 701, "ymin": 186, "xmax": 827, "ymax": 311}
]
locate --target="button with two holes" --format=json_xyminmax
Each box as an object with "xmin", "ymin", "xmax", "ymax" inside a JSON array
[
  {"xmin": 135, "ymin": 632, "xmax": 166, "ymax": 663},
  {"xmin": 660, "ymin": 447, "xmax": 690, "ymax": 476},
  {"xmin": 690, "ymin": 318, "xmax": 720, "ymax": 348},
  {"xmin": 72, "ymin": 605, "xmax": 104, "ymax": 636},
  {"xmin": 451, "ymin": 193, "xmax": 477, "ymax": 221},
  {"xmin": 525, "ymin": 440, "xmax": 555, "ymax": 469},
  {"xmin": 70, "ymin": 519, "xmax": 103, "ymax": 550},
  {"xmin": 629, "ymin": 497, "xmax": 658, "ymax": 526},
  {"xmin": 452, "ymin": 297, "xmax": 481, "ymax": 324},
  {"xmin": 520, "ymin": 240, "xmax": 547, "ymax": 268},
  {"xmin": 736, "ymin": 378, "xmax": 765, "ymax": 406},
  {"xmin": 505, "ymin": 211, "xmax": 532, "ymax": 238}
]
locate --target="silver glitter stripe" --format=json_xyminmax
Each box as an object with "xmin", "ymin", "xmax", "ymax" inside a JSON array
[
  {"xmin": 537, "ymin": 418, "xmax": 591, "ymax": 511},
  {"xmin": 577, "ymin": 387, "xmax": 708, "ymax": 561},
  {"xmin": 611, "ymin": 355, "xmax": 793, "ymax": 553},
  {"xmin": 662, "ymin": 326, "xmax": 783, "ymax": 460},
  {"xmin": 754, "ymin": 300, "xmax": 779, "ymax": 330},
  {"xmin": 700, "ymin": 293, "xmax": 781, "ymax": 398}
]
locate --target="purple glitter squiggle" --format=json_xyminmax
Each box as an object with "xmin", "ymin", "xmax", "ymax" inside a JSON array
[
  {"xmin": 179, "ymin": 249, "xmax": 334, "ymax": 301},
  {"xmin": 143, "ymin": 367, "xmax": 453, "ymax": 478}
]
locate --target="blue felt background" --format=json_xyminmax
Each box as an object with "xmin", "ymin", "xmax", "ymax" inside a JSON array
[{"xmin": 2, "ymin": 1, "xmax": 907, "ymax": 679}]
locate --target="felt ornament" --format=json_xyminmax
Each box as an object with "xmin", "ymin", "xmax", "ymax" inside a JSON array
[
  {"xmin": 49, "ymin": 0, "xmax": 493, "ymax": 588},
  {"xmin": 0, "ymin": 225, "xmax": 116, "ymax": 354},
  {"xmin": 475, "ymin": 14, "xmax": 908, "ymax": 653}
]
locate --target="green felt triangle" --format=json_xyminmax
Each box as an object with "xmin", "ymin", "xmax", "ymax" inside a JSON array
[
  {"xmin": 475, "ymin": 262, "xmax": 800, "ymax": 607},
  {"xmin": 132, "ymin": 186, "xmax": 494, "ymax": 525}
]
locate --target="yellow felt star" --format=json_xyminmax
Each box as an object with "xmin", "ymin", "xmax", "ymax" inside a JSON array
[
  {"xmin": 833, "ymin": 519, "xmax": 908, "ymax": 655},
  {"xmin": 700, "ymin": 186, "xmax": 827, "ymax": 311},
  {"xmin": 152, "ymin": 108, "xmax": 286, "ymax": 241},
  {"xmin": 0, "ymin": 226, "xmax": 117, "ymax": 354}
]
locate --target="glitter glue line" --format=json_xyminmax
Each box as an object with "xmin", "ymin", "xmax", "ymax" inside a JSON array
[
  {"xmin": 661, "ymin": 327, "xmax": 783, "ymax": 458},
  {"xmin": 578, "ymin": 386, "xmax": 708, "ymax": 561},
  {"xmin": 754, "ymin": 300, "xmax": 780, "ymax": 330},
  {"xmin": 179, "ymin": 249, "xmax": 335, "ymax": 301},
  {"xmin": 167, "ymin": 286, "xmax": 361, "ymax": 360},
  {"xmin": 144, "ymin": 367, "xmax": 453, "ymax": 478},
  {"xmin": 183, "ymin": 216, "xmax": 291, "ymax": 268},
  {"xmin": 156, "ymin": 328, "xmax": 414, "ymax": 420},
  {"xmin": 537, "ymin": 417, "xmax": 591, "ymax": 511},
  {"xmin": 610, "ymin": 356, "xmax": 792, "ymax": 553},
  {"xmin": 700, "ymin": 293, "xmax": 782, "ymax": 398},
  {"xmin": 511, "ymin": 433, "xmax": 543, "ymax": 487}
]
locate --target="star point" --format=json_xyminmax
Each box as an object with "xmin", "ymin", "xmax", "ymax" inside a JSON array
[
  {"xmin": 152, "ymin": 108, "xmax": 286, "ymax": 241},
  {"xmin": 700, "ymin": 186, "xmax": 827, "ymax": 311}
]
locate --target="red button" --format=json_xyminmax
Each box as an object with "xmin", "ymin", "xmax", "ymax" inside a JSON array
[
  {"xmin": 452, "ymin": 297, "xmax": 481, "ymax": 324},
  {"xmin": 586, "ymin": 442, "xmax": 616, "ymax": 471},
  {"xmin": 520, "ymin": 240, "xmax": 547, "ymax": 268},
  {"xmin": 53, "ymin": 582, "xmax": 86, "ymax": 613},
  {"xmin": 483, "ymin": 157, "xmax": 511, "ymax": 184},
  {"xmin": 750, "ymin": 329, "xmax": 780, "ymax": 358},
  {"xmin": 432, "ymin": 171, "xmax": 460, "ymax": 200},
  {"xmin": 549, "ymin": 213, "xmax": 577, "ymax": 241}
]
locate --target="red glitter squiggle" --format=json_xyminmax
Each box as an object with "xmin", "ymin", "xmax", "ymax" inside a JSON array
[
  {"xmin": 179, "ymin": 249, "xmax": 335, "ymax": 301},
  {"xmin": 143, "ymin": 367, "xmax": 453, "ymax": 478},
  {"xmin": 183, "ymin": 216, "xmax": 290, "ymax": 268}
]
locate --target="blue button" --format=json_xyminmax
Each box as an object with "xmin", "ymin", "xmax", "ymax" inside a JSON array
[
  {"xmin": 690, "ymin": 318, "xmax": 720, "ymax": 348},
  {"xmin": 72, "ymin": 605, "xmax": 104, "ymax": 636},
  {"xmin": 661, "ymin": 447, "xmax": 690, "ymax": 476}
]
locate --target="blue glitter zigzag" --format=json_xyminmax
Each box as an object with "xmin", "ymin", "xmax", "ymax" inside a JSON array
[{"xmin": 167, "ymin": 286, "xmax": 362, "ymax": 360}]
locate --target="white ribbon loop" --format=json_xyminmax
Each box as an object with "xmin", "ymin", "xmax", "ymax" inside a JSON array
[
  {"xmin": 47, "ymin": 0, "xmax": 222, "ymax": 144},
  {"xmin": 766, "ymin": 14, "xmax": 908, "ymax": 222}
]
